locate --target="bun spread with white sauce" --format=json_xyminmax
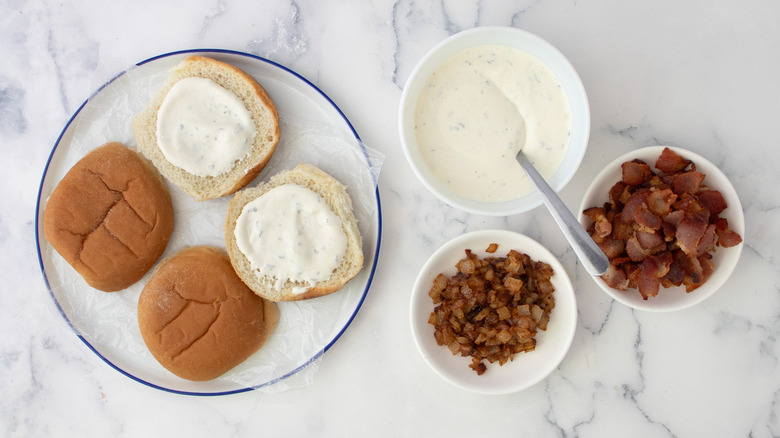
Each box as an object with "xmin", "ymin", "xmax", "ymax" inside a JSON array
[
  {"xmin": 43, "ymin": 142, "xmax": 174, "ymax": 292},
  {"xmin": 132, "ymin": 55, "xmax": 280, "ymax": 201},
  {"xmin": 225, "ymin": 163, "xmax": 364, "ymax": 302}
]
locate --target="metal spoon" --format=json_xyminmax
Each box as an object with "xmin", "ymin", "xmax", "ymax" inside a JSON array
[{"xmin": 516, "ymin": 150, "xmax": 609, "ymax": 276}]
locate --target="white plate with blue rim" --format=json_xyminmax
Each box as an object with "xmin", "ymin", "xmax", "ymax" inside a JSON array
[{"xmin": 35, "ymin": 49, "xmax": 382, "ymax": 396}]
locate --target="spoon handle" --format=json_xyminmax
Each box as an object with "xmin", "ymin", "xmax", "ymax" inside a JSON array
[{"xmin": 516, "ymin": 151, "xmax": 610, "ymax": 276}]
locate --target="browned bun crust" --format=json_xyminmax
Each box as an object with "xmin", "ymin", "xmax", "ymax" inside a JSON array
[
  {"xmin": 137, "ymin": 246, "xmax": 279, "ymax": 381},
  {"xmin": 42, "ymin": 142, "xmax": 174, "ymax": 292}
]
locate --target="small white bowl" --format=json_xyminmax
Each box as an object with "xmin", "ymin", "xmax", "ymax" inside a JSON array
[
  {"xmin": 578, "ymin": 146, "xmax": 745, "ymax": 312},
  {"xmin": 409, "ymin": 230, "xmax": 577, "ymax": 394},
  {"xmin": 399, "ymin": 26, "xmax": 590, "ymax": 216}
]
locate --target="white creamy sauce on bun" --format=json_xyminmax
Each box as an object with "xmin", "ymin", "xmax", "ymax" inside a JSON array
[
  {"xmin": 234, "ymin": 183, "xmax": 347, "ymax": 294},
  {"xmin": 156, "ymin": 77, "xmax": 256, "ymax": 177},
  {"xmin": 414, "ymin": 45, "xmax": 572, "ymax": 202}
]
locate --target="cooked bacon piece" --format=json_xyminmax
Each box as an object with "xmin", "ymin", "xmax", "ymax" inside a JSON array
[
  {"xmin": 609, "ymin": 181, "xmax": 628, "ymax": 208},
  {"xmin": 661, "ymin": 221, "xmax": 676, "ymax": 242},
  {"xmin": 622, "ymin": 159, "xmax": 654, "ymax": 186},
  {"xmin": 698, "ymin": 253, "xmax": 714, "ymax": 281},
  {"xmin": 648, "ymin": 251, "xmax": 674, "ymax": 278},
  {"xmin": 662, "ymin": 210, "xmax": 684, "ymax": 241},
  {"xmin": 697, "ymin": 190, "xmax": 727, "ymax": 216},
  {"xmin": 621, "ymin": 190, "xmax": 650, "ymax": 223},
  {"xmin": 682, "ymin": 259, "xmax": 712, "ymax": 292},
  {"xmin": 612, "ymin": 217, "xmax": 634, "ymax": 240},
  {"xmin": 674, "ymin": 193, "xmax": 709, "ymax": 220},
  {"xmin": 647, "ymin": 189, "xmax": 677, "ymax": 216},
  {"xmin": 694, "ymin": 224, "xmax": 716, "ymax": 256},
  {"xmin": 635, "ymin": 204, "xmax": 662, "ymax": 230},
  {"xmin": 602, "ymin": 263, "xmax": 629, "ymax": 290},
  {"xmin": 626, "ymin": 236, "xmax": 652, "ymax": 262},
  {"xmin": 672, "ymin": 171, "xmax": 706, "ymax": 195},
  {"xmin": 631, "ymin": 251, "xmax": 676, "ymax": 298},
  {"xmin": 604, "ymin": 207, "xmax": 617, "ymax": 226},
  {"xmin": 637, "ymin": 258, "xmax": 662, "ymax": 299},
  {"xmin": 655, "ymin": 147, "xmax": 691, "ymax": 172},
  {"xmin": 673, "ymin": 250, "xmax": 703, "ymax": 291},
  {"xmin": 675, "ymin": 216, "xmax": 708, "ymax": 255},
  {"xmin": 583, "ymin": 207, "xmax": 612, "ymax": 241},
  {"xmin": 636, "ymin": 230, "xmax": 665, "ymax": 250},
  {"xmin": 598, "ymin": 237, "xmax": 626, "ymax": 259},
  {"xmin": 647, "ymin": 175, "xmax": 671, "ymax": 190},
  {"xmin": 626, "ymin": 262, "xmax": 641, "ymax": 290},
  {"xmin": 672, "ymin": 250, "xmax": 713, "ymax": 292},
  {"xmin": 594, "ymin": 221, "xmax": 612, "ymax": 241},
  {"xmin": 663, "ymin": 209, "xmax": 684, "ymax": 227},
  {"xmin": 715, "ymin": 218, "xmax": 743, "ymax": 247},
  {"xmin": 661, "ymin": 259, "xmax": 685, "ymax": 287}
]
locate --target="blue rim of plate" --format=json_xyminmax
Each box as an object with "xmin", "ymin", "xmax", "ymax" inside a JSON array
[{"xmin": 34, "ymin": 48, "xmax": 383, "ymax": 396}]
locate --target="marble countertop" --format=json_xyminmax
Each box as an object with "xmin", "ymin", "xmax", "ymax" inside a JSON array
[{"xmin": 3, "ymin": 1, "xmax": 779, "ymax": 436}]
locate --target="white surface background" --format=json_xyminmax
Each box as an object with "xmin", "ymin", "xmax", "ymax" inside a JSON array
[{"xmin": 2, "ymin": 1, "xmax": 779, "ymax": 437}]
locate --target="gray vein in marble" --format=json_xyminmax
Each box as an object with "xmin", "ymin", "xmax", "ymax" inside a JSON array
[
  {"xmin": 45, "ymin": 19, "xmax": 70, "ymax": 114},
  {"xmin": 580, "ymin": 298, "xmax": 616, "ymax": 336},
  {"xmin": 769, "ymin": 387, "xmax": 780, "ymax": 437},
  {"xmin": 509, "ymin": 3, "xmax": 532, "ymax": 28},
  {"xmin": 245, "ymin": 1, "xmax": 307, "ymax": 67},
  {"xmin": 5, "ymin": 336, "xmax": 70, "ymax": 436},
  {"xmin": 0, "ymin": 82, "xmax": 26, "ymax": 135},
  {"xmin": 198, "ymin": 0, "xmax": 228, "ymax": 35},
  {"xmin": 550, "ymin": 376, "xmax": 599, "ymax": 436},
  {"xmin": 542, "ymin": 400, "xmax": 569, "ymax": 437},
  {"xmin": 568, "ymin": 398, "xmax": 597, "ymax": 437},
  {"xmin": 603, "ymin": 123, "xmax": 669, "ymax": 148},
  {"xmin": 439, "ymin": 0, "xmax": 477, "ymax": 34},
  {"xmin": 623, "ymin": 318, "xmax": 678, "ymax": 438},
  {"xmin": 389, "ymin": 0, "xmax": 402, "ymax": 89},
  {"xmin": 606, "ymin": 124, "xmax": 639, "ymax": 140}
]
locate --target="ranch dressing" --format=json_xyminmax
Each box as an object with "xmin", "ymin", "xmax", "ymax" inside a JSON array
[
  {"xmin": 156, "ymin": 77, "xmax": 256, "ymax": 177},
  {"xmin": 234, "ymin": 184, "xmax": 347, "ymax": 294},
  {"xmin": 414, "ymin": 45, "xmax": 572, "ymax": 202}
]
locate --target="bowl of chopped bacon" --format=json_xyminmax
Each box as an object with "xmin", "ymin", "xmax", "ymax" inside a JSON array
[{"xmin": 579, "ymin": 146, "xmax": 744, "ymax": 312}]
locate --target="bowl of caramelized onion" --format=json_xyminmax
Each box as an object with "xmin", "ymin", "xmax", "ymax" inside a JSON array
[
  {"xmin": 578, "ymin": 146, "xmax": 744, "ymax": 312},
  {"xmin": 409, "ymin": 230, "xmax": 577, "ymax": 394}
]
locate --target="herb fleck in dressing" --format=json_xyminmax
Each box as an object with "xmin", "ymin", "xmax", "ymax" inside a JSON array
[
  {"xmin": 156, "ymin": 77, "xmax": 256, "ymax": 177},
  {"xmin": 234, "ymin": 184, "xmax": 347, "ymax": 294},
  {"xmin": 414, "ymin": 45, "xmax": 572, "ymax": 202}
]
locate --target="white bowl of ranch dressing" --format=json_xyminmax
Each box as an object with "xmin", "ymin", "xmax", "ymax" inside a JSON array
[{"xmin": 399, "ymin": 26, "xmax": 589, "ymax": 216}]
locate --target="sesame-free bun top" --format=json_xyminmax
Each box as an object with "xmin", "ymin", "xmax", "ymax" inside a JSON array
[
  {"xmin": 132, "ymin": 55, "xmax": 280, "ymax": 201},
  {"xmin": 225, "ymin": 164, "xmax": 364, "ymax": 302},
  {"xmin": 137, "ymin": 246, "xmax": 279, "ymax": 381},
  {"xmin": 42, "ymin": 142, "xmax": 174, "ymax": 292}
]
